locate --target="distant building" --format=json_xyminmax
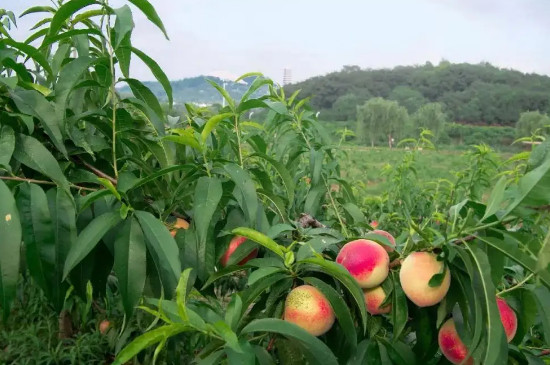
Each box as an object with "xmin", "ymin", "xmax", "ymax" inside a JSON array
[{"xmin": 283, "ymin": 68, "xmax": 292, "ymax": 85}]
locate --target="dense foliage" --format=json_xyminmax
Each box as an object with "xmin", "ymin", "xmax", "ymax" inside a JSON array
[
  {"xmin": 1, "ymin": 2, "xmax": 550, "ymax": 365},
  {"xmin": 286, "ymin": 62, "xmax": 550, "ymax": 126}
]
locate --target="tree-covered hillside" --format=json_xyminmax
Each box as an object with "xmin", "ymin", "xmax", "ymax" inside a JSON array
[{"xmin": 285, "ymin": 62, "xmax": 550, "ymax": 126}]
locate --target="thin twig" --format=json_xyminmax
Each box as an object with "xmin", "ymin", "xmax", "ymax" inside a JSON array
[
  {"xmin": 75, "ymin": 157, "xmax": 117, "ymax": 185},
  {"xmin": 0, "ymin": 176, "xmax": 97, "ymax": 191},
  {"xmin": 497, "ymin": 273, "xmax": 534, "ymax": 296}
]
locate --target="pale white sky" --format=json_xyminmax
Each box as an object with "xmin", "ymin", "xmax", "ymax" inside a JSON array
[{"xmin": 7, "ymin": 0, "xmax": 550, "ymax": 83}]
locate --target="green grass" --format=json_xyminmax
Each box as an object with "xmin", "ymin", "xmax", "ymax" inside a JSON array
[{"xmin": 337, "ymin": 146, "xmax": 502, "ymax": 196}]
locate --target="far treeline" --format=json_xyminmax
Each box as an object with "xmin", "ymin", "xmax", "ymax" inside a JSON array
[{"xmin": 284, "ymin": 62, "xmax": 550, "ymax": 148}]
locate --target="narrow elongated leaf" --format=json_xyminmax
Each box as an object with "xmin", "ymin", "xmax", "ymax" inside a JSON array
[
  {"xmin": 123, "ymin": 164, "xmax": 192, "ymax": 193},
  {"xmin": 113, "ymin": 5, "xmax": 134, "ymax": 50},
  {"xmin": 0, "ymin": 180, "xmax": 22, "ymax": 320},
  {"xmin": 135, "ymin": 210, "xmax": 181, "ymax": 298},
  {"xmin": 13, "ymin": 134, "xmax": 70, "ymax": 193},
  {"xmin": 241, "ymin": 319, "xmax": 338, "ymax": 365},
  {"xmin": 114, "ymin": 217, "xmax": 146, "ymax": 317},
  {"xmin": 16, "ymin": 184, "xmax": 54, "ymax": 299},
  {"xmin": 112, "ymin": 324, "xmax": 190, "ymax": 365},
  {"xmin": 10, "ymin": 91, "xmax": 67, "ymax": 156},
  {"xmin": 122, "ymin": 78, "xmax": 165, "ymax": 123},
  {"xmin": 163, "ymin": 134, "xmax": 202, "ymax": 151},
  {"xmin": 54, "ymin": 56, "xmax": 96, "ymax": 119},
  {"xmin": 536, "ymin": 230, "xmax": 550, "ymax": 273},
  {"xmin": 250, "ymin": 153, "xmax": 295, "ymax": 203},
  {"xmin": 194, "ymin": 176, "xmax": 222, "ymax": 276},
  {"xmin": 20, "ymin": 5, "xmax": 56, "ymax": 17},
  {"xmin": 0, "ymin": 125, "xmax": 15, "ymax": 171},
  {"xmin": 63, "ymin": 211, "xmax": 122, "ymax": 279},
  {"xmin": 532, "ymin": 286, "xmax": 550, "ymax": 343},
  {"xmin": 47, "ymin": 0, "xmax": 96, "ymax": 37},
  {"xmin": 298, "ymin": 257, "xmax": 368, "ymax": 332},
  {"xmin": 201, "ymin": 112, "xmax": 234, "ymax": 142},
  {"xmin": 304, "ymin": 277, "xmax": 357, "ymax": 350},
  {"xmin": 176, "ymin": 268, "xmax": 193, "ymax": 322},
  {"xmin": 127, "ymin": 0, "xmax": 169, "ymax": 39},
  {"xmin": 206, "ymin": 79, "xmax": 235, "ymax": 110},
  {"xmin": 391, "ymin": 271, "xmax": 408, "ymax": 341},
  {"xmin": 225, "ymin": 294, "xmax": 243, "ymax": 332},
  {"xmin": 224, "ymin": 164, "xmax": 258, "ymax": 227},
  {"xmin": 131, "ymin": 47, "xmax": 172, "ymax": 107},
  {"xmin": 465, "ymin": 244, "xmax": 508, "ymax": 364},
  {"xmin": 482, "ymin": 176, "xmax": 508, "ymax": 221},
  {"xmin": 0, "ymin": 39, "xmax": 52, "ymax": 77},
  {"xmin": 231, "ymin": 227, "xmax": 285, "ymax": 258},
  {"xmin": 201, "ymin": 264, "xmax": 252, "ymax": 290},
  {"xmin": 504, "ymin": 157, "xmax": 550, "ymax": 216}
]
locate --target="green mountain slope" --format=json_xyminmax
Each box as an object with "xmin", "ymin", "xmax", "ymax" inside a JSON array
[{"xmin": 284, "ymin": 62, "xmax": 550, "ymax": 126}]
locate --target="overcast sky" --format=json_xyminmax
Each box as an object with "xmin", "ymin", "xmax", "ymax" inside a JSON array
[{"xmin": 7, "ymin": 0, "xmax": 550, "ymax": 83}]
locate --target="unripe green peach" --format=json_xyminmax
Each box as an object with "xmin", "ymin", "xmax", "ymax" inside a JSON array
[
  {"xmin": 497, "ymin": 297, "xmax": 517, "ymax": 343},
  {"xmin": 371, "ymin": 229, "xmax": 396, "ymax": 252},
  {"xmin": 336, "ymin": 239, "xmax": 390, "ymax": 288},
  {"xmin": 438, "ymin": 319, "xmax": 473, "ymax": 365},
  {"xmin": 283, "ymin": 285, "xmax": 335, "ymax": 336},
  {"xmin": 399, "ymin": 251, "xmax": 450, "ymax": 307},
  {"xmin": 363, "ymin": 286, "xmax": 391, "ymax": 315}
]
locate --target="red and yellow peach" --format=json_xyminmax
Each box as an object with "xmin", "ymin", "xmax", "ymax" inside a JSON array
[
  {"xmin": 371, "ymin": 229, "xmax": 396, "ymax": 252},
  {"xmin": 219, "ymin": 236, "xmax": 258, "ymax": 267},
  {"xmin": 364, "ymin": 286, "xmax": 391, "ymax": 315},
  {"xmin": 283, "ymin": 285, "xmax": 335, "ymax": 336},
  {"xmin": 399, "ymin": 251, "xmax": 450, "ymax": 307},
  {"xmin": 497, "ymin": 297, "xmax": 517, "ymax": 343},
  {"xmin": 438, "ymin": 319, "xmax": 473, "ymax": 365},
  {"xmin": 336, "ymin": 239, "xmax": 390, "ymax": 288}
]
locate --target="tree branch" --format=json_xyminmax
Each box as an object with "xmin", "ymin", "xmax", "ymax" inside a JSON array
[
  {"xmin": 0, "ymin": 176, "xmax": 97, "ymax": 191},
  {"xmin": 74, "ymin": 157, "xmax": 118, "ymax": 185}
]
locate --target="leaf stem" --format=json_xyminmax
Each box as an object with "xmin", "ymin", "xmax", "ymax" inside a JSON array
[
  {"xmin": 497, "ymin": 273, "xmax": 534, "ymax": 296},
  {"xmin": 0, "ymin": 176, "xmax": 97, "ymax": 191},
  {"xmin": 104, "ymin": 2, "xmax": 118, "ymax": 178},
  {"xmin": 234, "ymin": 114, "xmax": 244, "ymax": 168}
]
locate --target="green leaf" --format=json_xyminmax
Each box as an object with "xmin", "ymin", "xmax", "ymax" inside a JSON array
[
  {"xmin": 0, "ymin": 39, "xmax": 53, "ymax": 77},
  {"xmin": 63, "ymin": 211, "xmax": 122, "ymax": 279},
  {"xmin": 194, "ymin": 176, "xmax": 222, "ymax": 277},
  {"xmin": 47, "ymin": 0, "xmax": 96, "ymax": 37},
  {"xmin": 114, "ymin": 217, "xmax": 146, "ymax": 317},
  {"xmin": 532, "ymin": 286, "xmax": 550, "ymax": 344},
  {"xmin": 16, "ymin": 184, "xmax": 54, "ymax": 301},
  {"xmin": 241, "ymin": 319, "xmax": 338, "ymax": 365},
  {"xmin": 201, "ymin": 112, "xmax": 234, "ymax": 142},
  {"xmin": 240, "ymin": 76, "xmax": 272, "ymax": 102},
  {"xmin": 504, "ymin": 157, "xmax": 550, "ymax": 216},
  {"xmin": 536, "ymin": 230, "xmax": 550, "ymax": 273},
  {"xmin": 97, "ymin": 178, "xmax": 120, "ymax": 201},
  {"xmin": 164, "ymin": 134, "xmax": 202, "ymax": 151},
  {"xmin": 298, "ymin": 257, "xmax": 368, "ymax": 332},
  {"xmin": 112, "ymin": 324, "xmax": 190, "ymax": 365},
  {"xmin": 250, "ymin": 153, "xmax": 295, "ymax": 204},
  {"xmin": 113, "ymin": 5, "xmax": 134, "ymax": 50},
  {"xmin": 0, "ymin": 125, "xmax": 15, "ymax": 171},
  {"xmin": 135, "ymin": 210, "xmax": 181, "ymax": 298},
  {"xmin": 247, "ymin": 267, "xmax": 284, "ymax": 286},
  {"xmin": 201, "ymin": 264, "xmax": 251, "ymax": 290},
  {"xmin": 241, "ymin": 273, "xmax": 288, "ymax": 309},
  {"xmin": 231, "ymin": 227, "xmax": 285, "ymax": 258},
  {"xmin": 176, "ymin": 268, "xmax": 193, "ymax": 322},
  {"xmin": 303, "ymin": 277, "xmax": 357, "ymax": 350},
  {"xmin": 131, "ymin": 47, "xmax": 172, "ymax": 107},
  {"xmin": 0, "ymin": 180, "xmax": 22, "ymax": 320},
  {"xmin": 225, "ymin": 294, "xmax": 243, "ymax": 332},
  {"xmin": 391, "ymin": 271, "xmax": 408, "ymax": 341},
  {"xmin": 123, "ymin": 164, "xmax": 192, "ymax": 193},
  {"xmin": 13, "ymin": 134, "xmax": 70, "ymax": 193},
  {"xmin": 10, "ymin": 90, "xmax": 67, "ymax": 157},
  {"xmin": 224, "ymin": 164, "xmax": 258, "ymax": 227},
  {"xmin": 127, "ymin": 0, "xmax": 169, "ymax": 39},
  {"xmin": 482, "ymin": 176, "xmax": 508, "ymax": 221},
  {"xmin": 20, "ymin": 6, "xmax": 56, "ymax": 17},
  {"xmin": 206, "ymin": 79, "xmax": 235, "ymax": 110},
  {"xmin": 115, "ymin": 33, "xmax": 132, "ymax": 78},
  {"xmin": 211, "ymin": 321, "xmax": 241, "ymax": 353},
  {"xmin": 465, "ymin": 244, "xmax": 508, "ymax": 364},
  {"xmin": 122, "ymin": 78, "xmax": 165, "ymax": 126}
]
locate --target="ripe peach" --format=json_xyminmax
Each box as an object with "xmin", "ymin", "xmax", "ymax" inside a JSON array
[
  {"xmin": 399, "ymin": 251, "xmax": 450, "ymax": 307},
  {"xmin": 497, "ymin": 297, "xmax": 517, "ymax": 342},
  {"xmin": 170, "ymin": 218, "xmax": 190, "ymax": 237},
  {"xmin": 99, "ymin": 320, "xmax": 111, "ymax": 334},
  {"xmin": 283, "ymin": 285, "xmax": 335, "ymax": 336},
  {"xmin": 370, "ymin": 221, "xmax": 379, "ymax": 228},
  {"xmin": 336, "ymin": 239, "xmax": 390, "ymax": 288},
  {"xmin": 219, "ymin": 236, "xmax": 258, "ymax": 267},
  {"xmin": 438, "ymin": 319, "xmax": 473, "ymax": 365},
  {"xmin": 364, "ymin": 286, "xmax": 391, "ymax": 315},
  {"xmin": 371, "ymin": 229, "xmax": 396, "ymax": 252}
]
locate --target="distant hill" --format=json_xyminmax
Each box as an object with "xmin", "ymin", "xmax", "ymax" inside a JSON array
[
  {"xmin": 118, "ymin": 75, "xmax": 266, "ymax": 105},
  {"xmin": 284, "ymin": 62, "xmax": 550, "ymax": 126}
]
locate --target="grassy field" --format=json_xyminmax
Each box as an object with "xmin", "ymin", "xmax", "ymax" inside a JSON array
[{"xmin": 337, "ymin": 146, "xmax": 503, "ymax": 196}]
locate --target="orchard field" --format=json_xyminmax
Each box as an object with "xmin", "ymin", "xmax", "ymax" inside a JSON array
[{"xmin": 1, "ymin": 2, "xmax": 550, "ymax": 365}]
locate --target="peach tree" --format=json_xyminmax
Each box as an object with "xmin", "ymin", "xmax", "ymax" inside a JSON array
[{"xmin": 0, "ymin": 2, "xmax": 550, "ymax": 364}]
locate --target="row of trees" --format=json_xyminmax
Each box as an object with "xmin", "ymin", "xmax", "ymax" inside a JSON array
[{"xmin": 355, "ymin": 97, "xmax": 550, "ymax": 148}]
